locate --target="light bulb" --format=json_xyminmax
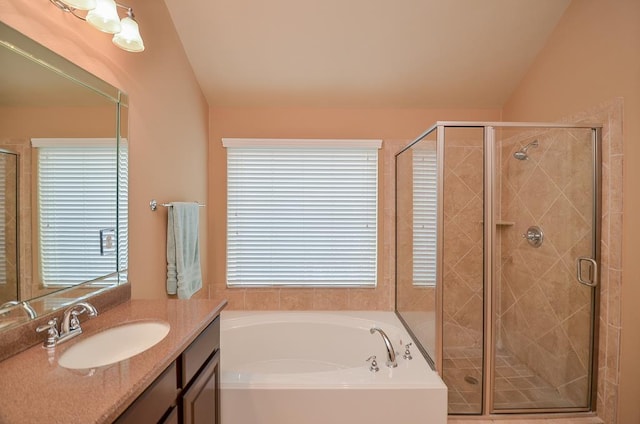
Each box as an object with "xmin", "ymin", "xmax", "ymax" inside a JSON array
[
  {"xmin": 86, "ymin": 0, "xmax": 121, "ymax": 34},
  {"xmin": 112, "ymin": 16, "xmax": 145, "ymax": 52}
]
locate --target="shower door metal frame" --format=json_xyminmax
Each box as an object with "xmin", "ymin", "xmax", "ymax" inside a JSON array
[
  {"xmin": 483, "ymin": 126, "xmax": 496, "ymax": 416},
  {"xmin": 433, "ymin": 122, "xmax": 602, "ymax": 417}
]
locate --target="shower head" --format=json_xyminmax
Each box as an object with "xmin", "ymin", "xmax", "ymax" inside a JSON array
[{"xmin": 513, "ymin": 139, "xmax": 538, "ymax": 160}]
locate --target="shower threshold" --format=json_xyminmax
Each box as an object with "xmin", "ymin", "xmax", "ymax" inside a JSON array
[{"xmin": 444, "ymin": 347, "xmax": 579, "ymax": 414}]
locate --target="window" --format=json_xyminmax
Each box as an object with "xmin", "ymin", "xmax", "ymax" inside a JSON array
[
  {"xmin": 224, "ymin": 139, "xmax": 381, "ymax": 287},
  {"xmin": 33, "ymin": 138, "xmax": 127, "ymax": 287},
  {"xmin": 412, "ymin": 146, "xmax": 437, "ymax": 287}
]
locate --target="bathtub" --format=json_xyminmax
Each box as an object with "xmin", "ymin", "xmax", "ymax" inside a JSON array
[{"xmin": 221, "ymin": 311, "xmax": 447, "ymax": 424}]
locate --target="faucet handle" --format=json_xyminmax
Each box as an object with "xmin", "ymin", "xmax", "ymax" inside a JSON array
[
  {"xmin": 366, "ymin": 355, "xmax": 379, "ymax": 373},
  {"xmin": 36, "ymin": 318, "xmax": 59, "ymax": 349},
  {"xmin": 36, "ymin": 317, "xmax": 58, "ymax": 333},
  {"xmin": 68, "ymin": 310, "xmax": 82, "ymax": 331},
  {"xmin": 403, "ymin": 342, "xmax": 413, "ymax": 360},
  {"xmin": 61, "ymin": 302, "xmax": 98, "ymax": 335}
]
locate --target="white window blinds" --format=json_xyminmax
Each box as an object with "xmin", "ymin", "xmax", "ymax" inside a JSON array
[
  {"xmin": 224, "ymin": 139, "xmax": 381, "ymax": 287},
  {"xmin": 412, "ymin": 147, "xmax": 437, "ymax": 287},
  {"xmin": 34, "ymin": 139, "xmax": 125, "ymax": 286},
  {"xmin": 118, "ymin": 140, "xmax": 129, "ymax": 274}
]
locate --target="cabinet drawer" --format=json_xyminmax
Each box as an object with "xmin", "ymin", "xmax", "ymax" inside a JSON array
[
  {"xmin": 116, "ymin": 361, "xmax": 178, "ymax": 424},
  {"xmin": 181, "ymin": 317, "xmax": 220, "ymax": 387}
]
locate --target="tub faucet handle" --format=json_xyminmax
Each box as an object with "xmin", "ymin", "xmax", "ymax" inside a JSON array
[
  {"xmin": 403, "ymin": 342, "xmax": 413, "ymax": 360},
  {"xmin": 366, "ymin": 355, "xmax": 379, "ymax": 373}
]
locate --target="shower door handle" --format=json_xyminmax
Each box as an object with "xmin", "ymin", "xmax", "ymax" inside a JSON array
[{"xmin": 576, "ymin": 257, "xmax": 598, "ymax": 287}]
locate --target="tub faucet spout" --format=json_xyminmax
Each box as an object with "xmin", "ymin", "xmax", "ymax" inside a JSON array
[{"xmin": 370, "ymin": 327, "xmax": 397, "ymax": 368}]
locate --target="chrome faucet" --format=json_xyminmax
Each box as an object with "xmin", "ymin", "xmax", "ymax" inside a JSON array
[
  {"xmin": 36, "ymin": 302, "xmax": 98, "ymax": 349},
  {"xmin": 36, "ymin": 302, "xmax": 98, "ymax": 348},
  {"xmin": 370, "ymin": 327, "xmax": 397, "ymax": 368},
  {"xmin": 0, "ymin": 300, "xmax": 37, "ymax": 319},
  {"xmin": 59, "ymin": 302, "xmax": 98, "ymax": 343}
]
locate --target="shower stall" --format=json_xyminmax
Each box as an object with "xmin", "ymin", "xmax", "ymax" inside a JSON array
[{"xmin": 395, "ymin": 122, "xmax": 601, "ymax": 416}]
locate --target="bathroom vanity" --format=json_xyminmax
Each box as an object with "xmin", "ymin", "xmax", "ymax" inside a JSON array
[{"xmin": 0, "ymin": 298, "xmax": 226, "ymax": 424}]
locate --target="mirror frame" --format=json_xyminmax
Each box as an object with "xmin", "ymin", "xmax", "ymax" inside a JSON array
[{"xmin": 0, "ymin": 22, "xmax": 128, "ymax": 329}]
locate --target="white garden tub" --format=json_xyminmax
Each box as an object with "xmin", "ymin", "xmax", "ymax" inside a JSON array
[{"xmin": 221, "ymin": 311, "xmax": 447, "ymax": 424}]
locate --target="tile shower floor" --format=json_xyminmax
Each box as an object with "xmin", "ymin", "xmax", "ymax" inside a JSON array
[{"xmin": 444, "ymin": 347, "xmax": 578, "ymax": 414}]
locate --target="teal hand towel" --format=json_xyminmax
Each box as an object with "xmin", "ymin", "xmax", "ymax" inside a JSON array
[{"xmin": 166, "ymin": 202, "xmax": 202, "ymax": 299}]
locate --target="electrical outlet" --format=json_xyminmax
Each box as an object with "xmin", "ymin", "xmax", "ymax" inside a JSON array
[{"xmin": 100, "ymin": 229, "xmax": 116, "ymax": 256}]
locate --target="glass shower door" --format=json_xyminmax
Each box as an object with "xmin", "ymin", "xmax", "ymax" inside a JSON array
[{"xmin": 492, "ymin": 127, "xmax": 599, "ymax": 412}]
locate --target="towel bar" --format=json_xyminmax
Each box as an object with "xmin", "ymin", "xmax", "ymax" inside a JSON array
[{"xmin": 149, "ymin": 199, "xmax": 206, "ymax": 211}]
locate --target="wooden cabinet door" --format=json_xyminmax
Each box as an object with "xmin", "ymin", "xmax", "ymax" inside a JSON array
[
  {"xmin": 182, "ymin": 351, "xmax": 220, "ymax": 424},
  {"xmin": 162, "ymin": 406, "xmax": 179, "ymax": 424},
  {"xmin": 115, "ymin": 362, "xmax": 178, "ymax": 424}
]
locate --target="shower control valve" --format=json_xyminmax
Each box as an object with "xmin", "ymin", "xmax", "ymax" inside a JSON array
[
  {"xmin": 366, "ymin": 355, "xmax": 379, "ymax": 372},
  {"xmin": 522, "ymin": 225, "xmax": 544, "ymax": 248},
  {"xmin": 403, "ymin": 342, "xmax": 413, "ymax": 360}
]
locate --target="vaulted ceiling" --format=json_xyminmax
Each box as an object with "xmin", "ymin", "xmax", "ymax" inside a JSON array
[{"xmin": 165, "ymin": 0, "xmax": 571, "ymax": 108}]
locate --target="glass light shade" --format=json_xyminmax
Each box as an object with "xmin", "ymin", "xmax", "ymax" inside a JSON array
[
  {"xmin": 112, "ymin": 17, "xmax": 145, "ymax": 52},
  {"xmin": 59, "ymin": 0, "xmax": 96, "ymax": 10},
  {"xmin": 86, "ymin": 0, "xmax": 121, "ymax": 34}
]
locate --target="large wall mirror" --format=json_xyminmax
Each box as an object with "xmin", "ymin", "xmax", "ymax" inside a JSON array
[{"xmin": 0, "ymin": 22, "xmax": 128, "ymax": 331}]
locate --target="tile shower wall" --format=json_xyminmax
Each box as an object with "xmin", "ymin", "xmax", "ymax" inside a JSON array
[
  {"xmin": 442, "ymin": 132, "xmax": 484, "ymax": 351},
  {"xmin": 441, "ymin": 129, "xmax": 485, "ymax": 413}
]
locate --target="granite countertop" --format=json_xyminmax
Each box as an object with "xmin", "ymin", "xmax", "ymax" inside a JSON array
[{"xmin": 0, "ymin": 298, "xmax": 227, "ymax": 424}]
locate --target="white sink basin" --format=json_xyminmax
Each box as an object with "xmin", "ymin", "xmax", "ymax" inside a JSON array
[{"xmin": 58, "ymin": 321, "xmax": 170, "ymax": 369}]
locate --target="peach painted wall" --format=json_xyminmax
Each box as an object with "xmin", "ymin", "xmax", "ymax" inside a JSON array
[
  {"xmin": 502, "ymin": 1, "xmax": 640, "ymax": 422},
  {"xmin": 208, "ymin": 107, "xmax": 501, "ymax": 310},
  {"xmin": 1, "ymin": 0, "xmax": 210, "ymax": 299},
  {"xmin": 0, "ymin": 106, "xmax": 115, "ymax": 138}
]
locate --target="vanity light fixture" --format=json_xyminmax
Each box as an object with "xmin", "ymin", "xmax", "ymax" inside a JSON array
[{"xmin": 49, "ymin": 0, "xmax": 145, "ymax": 52}]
